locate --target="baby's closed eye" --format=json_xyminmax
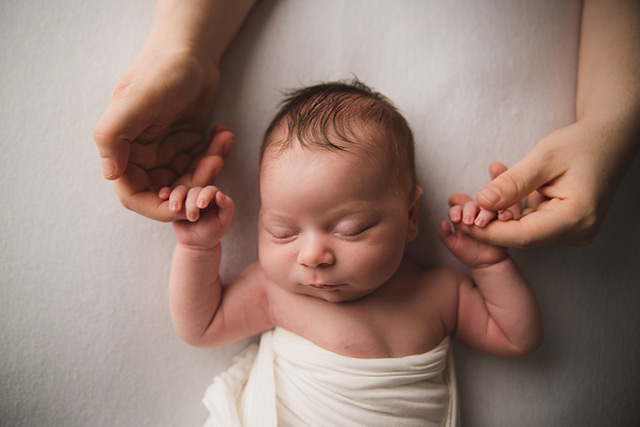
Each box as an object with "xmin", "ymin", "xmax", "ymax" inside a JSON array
[{"xmin": 332, "ymin": 220, "xmax": 374, "ymax": 239}]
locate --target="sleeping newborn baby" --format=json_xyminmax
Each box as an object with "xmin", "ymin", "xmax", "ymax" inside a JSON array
[{"xmin": 160, "ymin": 80, "xmax": 543, "ymax": 426}]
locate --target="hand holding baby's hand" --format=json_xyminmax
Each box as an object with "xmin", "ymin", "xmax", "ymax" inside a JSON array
[{"xmin": 161, "ymin": 185, "xmax": 234, "ymax": 249}]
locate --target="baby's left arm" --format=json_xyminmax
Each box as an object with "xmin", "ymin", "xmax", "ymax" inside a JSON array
[{"xmin": 439, "ymin": 206, "xmax": 543, "ymax": 357}]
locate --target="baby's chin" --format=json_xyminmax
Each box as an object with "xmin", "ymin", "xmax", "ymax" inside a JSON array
[{"xmin": 290, "ymin": 283, "xmax": 379, "ymax": 303}]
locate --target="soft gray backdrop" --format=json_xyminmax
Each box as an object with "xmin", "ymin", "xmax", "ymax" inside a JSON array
[{"xmin": 1, "ymin": 0, "xmax": 638, "ymax": 426}]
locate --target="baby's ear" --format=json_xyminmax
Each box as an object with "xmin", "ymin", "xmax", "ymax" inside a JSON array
[{"xmin": 406, "ymin": 186, "xmax": 423, "ymax": 242}]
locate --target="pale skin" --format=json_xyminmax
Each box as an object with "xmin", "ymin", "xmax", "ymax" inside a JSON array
[
  {"xmin": 93, "ymin": 0, "xmax": 255, "ymax": 221},
  {"xmin": 95, "ymin": 0, "xmax": 638, "ymax": 248},
  {"xmin": 465, "ymin": 0, "xmax": 640, "ymax": 248},
  {"xmin": 165, "ymin": 141, "xmax": 542, "ymax": 359}
]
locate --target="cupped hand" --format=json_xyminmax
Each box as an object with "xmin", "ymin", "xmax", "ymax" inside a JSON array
[
  {"xmin": 93, "ymin": 46, "xmax": 229, "ymax": 221},
  {"xmin": 467, "ymin": 123, "xmax": 621, "ymax": 248}
]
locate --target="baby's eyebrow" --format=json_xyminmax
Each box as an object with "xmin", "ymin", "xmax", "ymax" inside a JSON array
[{"xmin": 259, "ymin": 210, "xmax": 295, "ymax": 224}]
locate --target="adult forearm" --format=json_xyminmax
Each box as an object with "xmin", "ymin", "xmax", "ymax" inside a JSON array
[
  {"xmin": 576, "ymin": 0, "xmax": 640, "ymax": 156},
  {"xmin": 149, "ymin": 0, "xmax": 257, "ymax": 64}
]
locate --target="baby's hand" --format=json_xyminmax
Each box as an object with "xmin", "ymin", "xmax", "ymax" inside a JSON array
[
  {"xmin": 448, "ymin": 194, "xmax": 498, "ymax": 228},
  {"xmin": 440, "ymin": 198, "xmax": 506, "ymax": 268},
  {"xmin": 160, "ymin": 185, "xmax": 234, "ymax": 249},
  {"xmin": 159, "ymin": 184, "xmax": 220, "ymax": 222}
]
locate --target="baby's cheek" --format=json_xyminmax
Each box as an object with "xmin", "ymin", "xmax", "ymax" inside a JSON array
[
  {"xmin": 354, "ymin": 244, "xmax": 404, "ymax": 283},
  {"xmin": 259, "ymin": 247, "xmax": 288, "ymax": 285}
]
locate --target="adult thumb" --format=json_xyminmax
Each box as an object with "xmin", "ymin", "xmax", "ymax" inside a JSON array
[
  {"xmin": 93, "ymin": 79, "xmax": 162, "ymax": 180},
  {"xmin": 476, "ymin": 147, "xmax": 559, "ymax": 211}
]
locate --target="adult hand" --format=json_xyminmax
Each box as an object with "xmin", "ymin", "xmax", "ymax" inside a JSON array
[
  {"xmin": 451, "ymin": 0, "xmax": 640, "ymax": 249},
  {"xmin": 94, "ymin": 46, "xmax": 232, "ymax": 222},
  {"xmin": 93, "ymin": 0, "xmax": 256, "ymax": 222},
  {"xmin": 456, "ymin": 122, "xmax": 631, "ymax": 248}
]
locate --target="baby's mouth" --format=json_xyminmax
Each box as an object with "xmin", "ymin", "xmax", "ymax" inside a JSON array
[{"xmin": 307, "ymin": 283, "xmax": 342, "ymax": 290}]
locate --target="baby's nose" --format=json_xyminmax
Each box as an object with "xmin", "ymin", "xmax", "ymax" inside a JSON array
[{"xmin": 296, "ymin": 235, "xmax": 335, "ymax": 268}]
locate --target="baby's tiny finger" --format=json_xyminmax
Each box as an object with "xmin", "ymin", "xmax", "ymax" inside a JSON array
[
  {"xmin": 449, "ymin": 205, "xmax": 463, "ymax": 223},
  {"xmin": 215, "ymin": 191, "xmax": 235, "ymax": 228},
  {"xmin": 474, "ymin": 208, "xmax": 497, "ymax": 227},
  {"xmin": 197, "ymin": 186, "xmax": 219, "ymax": 209},
  {"xmin": 498, "ymin": 210, "xmax": 514, "ymax": 221},
  {"xmin": 169, "ymin": 185, "xmax": 188, "ymax": 212},
  {"xmin": 185, "ymin": 187, "xmax": 203, "ymax": 222},
  {"xmin": 462, "ymin": 201, "xmax": 479, "ymax": 225}
]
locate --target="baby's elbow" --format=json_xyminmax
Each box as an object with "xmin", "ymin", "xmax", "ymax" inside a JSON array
[{"xmin": 508, "ymin": 326, "xmax": 544, "ymax": 358}]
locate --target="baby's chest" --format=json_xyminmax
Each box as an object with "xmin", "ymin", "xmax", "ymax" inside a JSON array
[{"xmin": 276, "ymin": 297, "xmax": 445, "ymax": 358}]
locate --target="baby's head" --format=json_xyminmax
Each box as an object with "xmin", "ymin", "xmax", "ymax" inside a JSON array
[
  {"xmin": 257, "ymin": 80, "xmax": 422, "ymax": 302},
  {"xmin": 260, "ymin": 80, "xmax": 417, "ymax": 198}
]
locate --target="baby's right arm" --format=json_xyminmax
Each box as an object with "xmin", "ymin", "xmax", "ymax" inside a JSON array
[
  {"xmin": 165, "ymin": 185, "xmax": 235, "ymax": 346},
  {"xmin": 163, "ymin": 185, "xmax": 275, "ymax": 347}
]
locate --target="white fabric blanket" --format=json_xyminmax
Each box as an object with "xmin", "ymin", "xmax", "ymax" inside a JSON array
[{"xmin": 202, "ymin": 328, "xmax": 458, "ymax": 426}]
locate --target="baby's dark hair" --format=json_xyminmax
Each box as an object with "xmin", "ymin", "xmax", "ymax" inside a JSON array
[{"xmin": 260, "ymin": 79, "xmax": 417, "ymax": 196}]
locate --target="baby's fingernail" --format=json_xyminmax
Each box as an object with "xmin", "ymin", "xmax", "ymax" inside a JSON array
[
  {"xmin": 475, "ymin": 217, "xmax": 485, "ymax": 227},
  {"xmin": 478, "ymin": 186, "xmax": 501, "ymax": 206},
  {"xmin": 498, "ymin": 211, "xmax": 512, "ymax": 221},
  {"xmin": 197, "ymin": 199, "xmax": 206, "ymax": 209},
  {"xmin": 463, "ymin": 216, "xmax": 473, "ymax": 225},
  {"xmin": 170, "ymin": 202, "xmax": 179, "ymax": 212},
  {"xmin": 188, "ymin": 213, "xmax": 198, "ymax": 222}
]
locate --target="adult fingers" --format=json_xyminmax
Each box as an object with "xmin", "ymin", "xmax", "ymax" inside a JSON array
[
  {"xmin": 476, "ymin": 144, "xmax": 562, "ymax": 211},
  {"xmin": 448, "ymin": 193, "xmax": 474, "ymax": 207},
  {"xmin": 186, "ymin": 127, "xmax": 233, "ymax": 187},
  {"xmin": 488, "ymin": 161, "xmax": 508, "ymax": 180},
  {"xmin": 93, "ymin": 78, "xmax": 163, "ymax": 180},
  {"xmin": 113, "ymin": 165, "xmax": 184, "ymax": 222},
  {"xmin": 192, "ymin": 155, "xmax": 225, "ymax": 187},
  {"xmin": 458, "ymin": 203, "xmax": 572, "ymax": 249},
  {"xmin": 206, "ymin": 126, "xmax": 235, "ymax": 160}
]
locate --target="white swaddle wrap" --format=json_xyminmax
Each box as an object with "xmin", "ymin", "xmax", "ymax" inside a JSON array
[{"xmin": 203, "ymin": 328, "xmax": 459, "ymax": 426}]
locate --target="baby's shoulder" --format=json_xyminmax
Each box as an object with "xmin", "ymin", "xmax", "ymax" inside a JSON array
[
  {"xmin": 396, "ymin": 260, "xmax": 467, "ymax": 316},
  {"xmin": 397, "ymin": 259, "xmax": 466, "ymax": 291},
  {"xmin": 238, "ymin": 261, "xmax": 295, "ymax": 304},
  {"xmin": 382, "ymin": 260, "xmax": 466, "ymax": 349}
]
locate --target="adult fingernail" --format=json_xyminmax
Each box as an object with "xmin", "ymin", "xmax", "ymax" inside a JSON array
[
  {"xmin": 101, "ymin": 158, "xmax": 116, "ymax": 179},
  {"xmin": 478, "ymin": 186, "xmax": 501, "ymax": 206}
]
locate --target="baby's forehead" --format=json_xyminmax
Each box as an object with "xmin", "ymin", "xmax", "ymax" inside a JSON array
[
  {"xmin": 260, "ymin": 134, "xmax": 385, "ymax": 173},
  {"xmin": 262, "ymin": 118, "xmax": 386, "ymax": 158}
]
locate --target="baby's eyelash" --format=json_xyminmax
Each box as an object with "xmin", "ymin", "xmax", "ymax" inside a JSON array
[
  {"xmin": 269, "ymin": 229, "xmax": 299, "ymax": 242},
  {"xmin": 333, "ymin": 225, "xmax": 371, "ymax": 239}
]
